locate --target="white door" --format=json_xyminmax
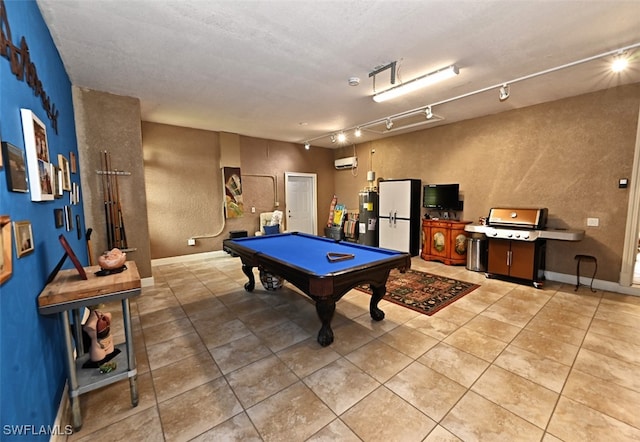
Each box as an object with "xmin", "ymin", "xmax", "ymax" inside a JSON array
[
  {"xmin": 285, "ymin": 172, "xmax": 317, "ymax": 235},
  {"xmin": 379, "ymin": 218, "xmax": 411, "ymax": 252},
  {"xmin": 379, "ymin": 180, "xmax": 412, "ymax": 218}
]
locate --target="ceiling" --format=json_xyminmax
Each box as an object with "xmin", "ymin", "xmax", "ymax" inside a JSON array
[{"xmin": 36, "ymin": 1, "xmax": 640, "ymax": 149}]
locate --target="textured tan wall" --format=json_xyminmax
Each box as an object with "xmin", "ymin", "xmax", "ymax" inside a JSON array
[
  {"xmin": 142, "ymin": 125, "xmax": 335, "ymax": 258},
  {"xmin": 73, "ymin": 88, "xmax": 153, "ymax": 278},
  {"xmin": 335, "ymin": 84, "xmax": 640, "ymax": 282}
]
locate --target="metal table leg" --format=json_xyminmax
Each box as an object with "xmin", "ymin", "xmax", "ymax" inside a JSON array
[
  {"xmin": 61, "ymin": 311, "xmax": 82, "ymax": 430},
  {"xmin": 122, "ymin": 298, "xmax": 138, "ymax": 407}
]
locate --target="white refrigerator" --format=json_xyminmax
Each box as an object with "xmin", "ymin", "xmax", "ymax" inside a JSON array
[{"xmin": 378, "ymin": 179, "xmax": 422, "ymax": 256}]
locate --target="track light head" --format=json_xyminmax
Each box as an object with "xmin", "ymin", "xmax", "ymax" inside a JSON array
[
  {"xmin": 612, "ymin": 52, "xmax": 629, "ymax": 72},
  {"xmin": 425, "ymin": 106, "xmax": 433, "ymax": 119},
  {"xmin": 330, "ymin": 134, "xmax": 336, "ymax": 143},
  {"xmin": 337, "ymin": 132, "xmax": 347, "ymax": 143},
  {"xmin": 304, "ymin": 142, "xmax": 310, "ymax": 150},
  {"xmin": 385, "ymin": 118, "xmax": 393, "ymax": 130},
  {"xmin": 499, "ymin": 84, "xmax": 510, "ymax": 101},
  {"xmin": 355, "ymin": 127, "xmax": 362, "ymax": 137}
]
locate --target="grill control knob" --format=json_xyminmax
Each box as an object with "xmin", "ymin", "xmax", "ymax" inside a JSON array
[
  {"xmin": 515, "ymin": 234, "xmax": 521, "ymax": 238},
  {"xmin": 508, "ymin": 233, "xmax": 513, "ymax": 238},
  {"xmin": 524, "ymin": 234, "xmax": 530, "ymax": 240}
]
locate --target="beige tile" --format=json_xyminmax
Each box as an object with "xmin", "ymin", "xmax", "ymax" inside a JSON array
[
  {"xmin": 593, "ymin": 308, "xmax": 640, "ymax": 331},
  {"xmin": 404, "ymin": 314, "xmax": 460, "ymax": 340},
  {"xmin": 589, "ymin": 317, "xmax": 638, "ymax": 345},
  {"xmin": 524, "ymin": 315, "xmax": 587, "ymax": 346},
  {"xmin": 573, "ymin": 348, "xmax": 640, "ymax": 393},
  {"xmin": 429, "ymin": 304, "xmax": 476, "ymax": 326},
  {"xmin": 141, "ymin": 316, "xmax": 195, "ymax": 347},
  {"xmin": 351, "ymin": 309, "xmax": 400, "ymax": 337},
  {"xmin": 307, "ymin": 419, "xmax": 361, "ymax": 442},
  {"xmin": 386, "ymin": 361, "xmax": 467, "ymax": 421},
  {"xmin": 151, "ymin": 351, "xmax": 221, "ymax": 402},
  {"xmin": 471, "ymin": 365, "xmax": 558, "ymax": 429},
  {"xmin": 464, "ymin": 314, "xmax": 521, "ymax": 342},
  {"xmin": 138, "ymin": 305, "xmax": 186, "ymax": 328},
  {"xmin": 341, "ymin": 386, "xmax": 436, "ymax": 441},
  {"xmin": 510, "ymin": 329, "xmax": 580, "ymax": 366},
  {"xmin": 303, "ymin": 358, "xmax": 379, "ymax": 414},
  {"xmin": 533, "ymin": 304, "xmax": 593, "ymax": 330},
  {"xmin": 70, "ymin": 373, "xmax": 156, "ymax": 438},
  {"xmin": 146, "ymin": 331, "xmax": 207, "ymax": 371},
  {"xmin": 158, "ymin": 377, "xmax": 243, "ymax": 442},
  {"xmin": 481, "ymin": 303, "xmax": 536, "ymax": 328},
  {"xmin": 419, "ymin": 342, "xmax": 490, "ymax": 388},
  {"xmin": 379, "ymin": 300, "xmax": 423, "ymax": 323},
  {"xmin": 424, "ymin": 425, "xmax": 463, "ymax": 441},
  {"xmin": 493, "ymin": 292, "xmax": 546, "ymax": 316},
  {"xmin": 378, "ymin": 324, "xmax": 439, "ymax": 359},
  {"xmin": 135, "ymin": 288, "xmax": 181, "ymax": 316},
  {"xmin": 444, "ymin": 327, "xmax": 509, "ymax": 362},
  {"xmin": 547, "ymin": 397, "xmax": 640, "ymax": 442},
  {"xmin": 276, "ymin": 338, "xmax": 341, "ymax": 378},
  {"xmin": 321, "ymin": 321, "xmax": 375, "ymax": 356},
  {"xmin": 209, "ymin": 333, "xmax": 272, "ymax": 374},
  {"xmin": 190, "ymin": 413, "xmax": 262, "ymax": 441},
  {"xmin": 581, "ymin": 330, "xmax": 640, "ymax": 365},
  {"xmin": 345, "ymin": 339, "xmax": 413, "ymax": 382},
  {"xmin": 71, "ymin": 406, "xmax": 163, "ymax": 442},
  {"xmin": 258, "ymin": 320, "xmax": 311, "ymax": 352},
  {"xmin": 600, "ymin": 294, "xmax": 640, "ymax": 316},
  {"xmin": 441, "ymin": 391, "xmax": 543, "ymax": 441},
  {"xmin": 563, "ymin": 369, "xmax": 640, "ymax": 429},
  {"xmin": 547, "ymin": 291, "xmax": 600, "ymax": 317},
  {"xmin": 246, "ymin": 382, "xmax": 335, "ymax": 441},
  {"xmin": 197, "ymin": 318, "xmax": 253, "ymax": 349},
  {"xmin": 226, "ymin": 355, "xmax": 298, "ymax": 408},
  {"xmin": 494, "ymin": 345, "xmax": 570, "ymax": 393}
]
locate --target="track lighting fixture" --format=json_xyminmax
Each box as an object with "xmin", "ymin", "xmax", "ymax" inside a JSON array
[
  {"xmin": 304, "ymin": 142, "xmax": 310, "ymax": 150},
  {"xmin": 354, "ymin": 127, "xmax": 362, "ymax": 137},
  {"xmin": 337, "ymin": 132, "xmax": 347, "ymax": 143},
  {"xmin": 373, "ymin": 65, "xmax": 459, "ymax": 103},
  {"xmin": 499, "ymin": 84, "xmax": 510, "ymax": 101},
  {"xmin": 385, "ymin": 118, "xmax": 393, "ymax": 130},
  {"xmin": 330, "ymin": 134, "xmax": 336, "ymax": 143},
  {"xmin": 612, "ymin": 53, "xmax": 629, "ymax": 72},
  {"xmin": 425, "ymin": 106, "xmax": 433, "ymax": 119}
]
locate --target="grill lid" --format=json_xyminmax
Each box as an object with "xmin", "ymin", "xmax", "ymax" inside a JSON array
[{"xmin": 487, "ymin": 208, "xmax": 548, "ymax": 229}]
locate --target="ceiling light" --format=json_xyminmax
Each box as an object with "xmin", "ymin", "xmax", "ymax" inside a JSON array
[
  {"xmin": 425, "ymin": 106, "xmax": 433, "ymax": 119},
  {"xmin": 330, "ymin": 134, "xmax": 336, "ymax": 143},
  {"xmin": 373, "ymin": 65, "xmax": 459, "ymax": 103},
  {"xmin": 612, "ymin": 55, "xmax": 629, "ymax": 72},
  {"xmin": 499, "ymin": 84, "xmax": 510, "ymax": 101},
  {"xmin": 354, "ymin": 127, "xmax": 362, "ymax": 137},
  {"xmin": 304, "ymin": 142, "xmax": 310, "ymax": 150},
  {"xmin": 337, "ymin": 132, "xmax": 347, "ymax": 143},
  {"xmin": 348, "ymin": 77, "xmax": 361, "ymax": 86},
  {"xmin": 385, "ymin": 118, "xmax": 393, "ymax": 130}
]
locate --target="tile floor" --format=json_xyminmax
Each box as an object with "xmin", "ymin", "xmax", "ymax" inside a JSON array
[{"xmin": 65, "ymin": 254, "xmax": 640, "ymax": 441}]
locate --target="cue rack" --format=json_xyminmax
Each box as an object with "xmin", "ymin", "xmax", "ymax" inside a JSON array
[{"xmin": 97, "ymin": 150, "xmax": 129, "ymax": 250}]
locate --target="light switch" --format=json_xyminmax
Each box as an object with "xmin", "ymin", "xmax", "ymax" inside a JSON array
[{"xmin": 587, "ymin": 218, "xmax": 599, "ymax": 227}]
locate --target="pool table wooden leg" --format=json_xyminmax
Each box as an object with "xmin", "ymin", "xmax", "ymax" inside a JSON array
[
  {"xmin": 242, "ymin": 264, "xmax": 255, "ymax": 292},
  {"xmin": 315, "ymin": 300, "xmax": 336, "ymax": 347},
  {"xmin": 369, "ymin": 284, "xmax": 386, "ymax": 321}
]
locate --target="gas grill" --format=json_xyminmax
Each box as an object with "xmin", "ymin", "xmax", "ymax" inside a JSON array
[{"xmin": 465, "ymin": 207, "xmax": 585, "ymax": 287}]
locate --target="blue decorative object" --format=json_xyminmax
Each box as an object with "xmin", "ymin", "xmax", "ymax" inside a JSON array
[{"xmin": 263, "ymin": 224, "xmax": 280, "ymax": 235}]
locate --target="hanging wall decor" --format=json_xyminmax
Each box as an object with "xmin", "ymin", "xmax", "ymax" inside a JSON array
[
  {"xmin": 13, "ymin": 220, "xmax": 34, "ymax": 258},
  {"xmin": 223, "ymin": 166, "xmax": 244, "ymax": 218},
  {"xmin": 0, "ymin": 215, "xmax": 12, "ymax": 283},
  {"xmin": 2, "ymin": 141, "xmax": 28, "ymax": 192},
  {"xmin": 21, "ymin": 109, "xmax": 53, "ymax": 201}
]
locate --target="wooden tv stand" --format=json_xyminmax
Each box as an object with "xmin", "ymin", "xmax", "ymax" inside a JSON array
[{"xmin": 421, "ymin": 219, "xmax": 471, "ymax": 265}]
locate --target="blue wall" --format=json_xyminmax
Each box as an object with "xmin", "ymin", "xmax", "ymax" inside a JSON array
[{"xmin": 1, "ymin": 0, "xmax": 87, "ymax": 438}]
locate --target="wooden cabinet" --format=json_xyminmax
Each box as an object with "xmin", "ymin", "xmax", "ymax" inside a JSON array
[
  {"xmin": 487, "ymin": 239, "xmax": 546, "ymax": 287},
  {"xmin": 421, "ymin": 219, "xmax": 471, "ymax": 265}
]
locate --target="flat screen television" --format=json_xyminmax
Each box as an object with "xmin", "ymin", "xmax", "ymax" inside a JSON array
[{"xmin": 423, "ymin": 184, "xmax": 460, "ymax": 209}]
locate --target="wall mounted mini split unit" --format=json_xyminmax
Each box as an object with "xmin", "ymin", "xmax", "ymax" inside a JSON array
[{"xmin": 334, "ymin": 156, "xmax": 357, "ymax": 169}]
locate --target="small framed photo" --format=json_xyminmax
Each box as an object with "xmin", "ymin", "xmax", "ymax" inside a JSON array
[
  {"xmin": 1, "ymin": 215, "xmax": 12, "ymax": 284},
  {"xmin": 13, "ymin": 220, "xmax": 34, "ymax": 258},
  {"xmin": 58, "ymin": 154, "xmax": 71, "ymax": 191},
  {"xmin": 2, "ymin": 142, "xmax": 29, "ymax": 193},
  {"xmin": 54, "ymin": 208, "xmax": 64, "ymax": 228},
  {"xmin": 70, "ymin": 152, "xmax": 77, "ymax": 174},
  {"xmin": 21, "ymin": 109, "xmax": 53, "ymax": 201}
]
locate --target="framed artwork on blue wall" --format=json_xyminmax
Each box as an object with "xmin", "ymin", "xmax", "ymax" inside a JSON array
[
  {"xmin": 13, "ymin": 220, "xmax": 34, "ymax": 258},
  {"xmin": 2, "ymin": 141, "xmax": 29, "ymax": 192},
  {"xmin": 0, "ymin": 215, "xmax": 12, "ymax": 284},
  {"xmin": 20, "ymin": 109, "xmax": 54, "ymax": 201}
]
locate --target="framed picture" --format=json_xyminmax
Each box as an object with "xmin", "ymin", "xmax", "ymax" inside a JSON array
[
  {"xmin": 46, "ymin": 234, "xmax": 87, "ymax": 284},
  {"xmin": 58, "ymin": 154, "xmax": 71, "ymax": 191},
  {"xmin": 70, "ymin": 152, "xmax": 77, "ymax": 174},
  {"xmin": 64, "ymin": 205, "xmax": 73, "ymax": 232},
  {"xmin": 50, "ymin": 164, "xmax": 63, "ymax": 198},
  {"xmin": 0, "ymin": 215, "xmax": 12, "ymax": 284},
  {"xmin": 21, "ymin": 109, "xmax": 53, "ymax": 201},
  {"xmin": 54, "ymin": 208, "xmax": 64, "ymax": 228},
  {"xmin": 2, "ymin": 142, "xmax": 29, "ymax": 192},
  {"xmin": 13, "ymin": 220, "xmax": 34, "ymax": 258}
]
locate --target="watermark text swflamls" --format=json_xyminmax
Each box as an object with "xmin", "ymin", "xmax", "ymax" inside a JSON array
[{"xmin": 3, "ymin": 425, "xmax": 73, "ymax": 436}]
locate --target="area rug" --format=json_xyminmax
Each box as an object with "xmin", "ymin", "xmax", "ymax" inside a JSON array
[{"xmin": 355, "ymin": 269, "xmax": 480, "ymax": 316}]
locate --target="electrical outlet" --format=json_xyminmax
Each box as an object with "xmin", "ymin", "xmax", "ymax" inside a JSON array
[
  {"xmin": 587, "ymin": 217, "xmax": 599, "ymax": 227},
  {"xmin": 251, "ymin": 206, "xmax": 256, "ymax": 213},
  {"xmin": 187, "ymin": 238, "xmax": 196, "ymax": 246}
]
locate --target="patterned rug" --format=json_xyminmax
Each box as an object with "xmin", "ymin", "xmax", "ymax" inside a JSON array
[{"xmin": 355, "ymin": 268, "xmax": 480, "ymax": 316}]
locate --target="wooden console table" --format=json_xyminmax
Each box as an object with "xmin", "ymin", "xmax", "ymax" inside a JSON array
[
  {"xmin": 38, "ymin": 261, "xmax": 141, "ymax": 430},
  {"xmin": 421, "ymin": 219, "xmax": 471, "ymax": 265}
]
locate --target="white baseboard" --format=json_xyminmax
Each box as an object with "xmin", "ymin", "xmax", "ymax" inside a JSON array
[
  {"xmin": 545, "ymin": 271, "xmax": 640, "ymax": 296},
  {"xmin": 151, "ymin": 250, "xmax": 228, "ymax": 266}
]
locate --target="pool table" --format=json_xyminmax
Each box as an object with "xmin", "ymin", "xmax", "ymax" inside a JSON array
[{"xmin": 223, "ymin": 232, "xmax": 411, "ymax": 346}]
